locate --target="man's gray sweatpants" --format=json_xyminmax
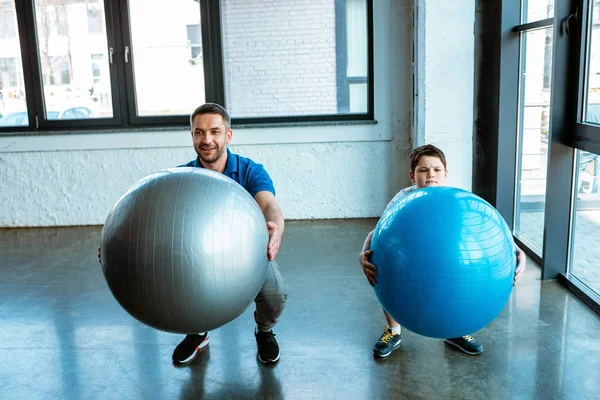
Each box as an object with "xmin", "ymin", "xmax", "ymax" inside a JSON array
[{"xmin": 254, "ymin": 260, "xmax": 288, "ymax": 332}]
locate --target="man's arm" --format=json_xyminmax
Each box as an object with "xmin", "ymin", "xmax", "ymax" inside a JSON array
[{"xmin": 255, "ymin": 191, "xmax": 284, "ymax": 261}]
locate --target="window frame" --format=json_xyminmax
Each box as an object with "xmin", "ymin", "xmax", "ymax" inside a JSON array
[
  {"xmin": 496, "ymin": 0, "xmax": 600, "ymax": 314},
  {"xmin": 1, "ymin": 0, "xmax": 375, "ymax": 134},
  {"xmin": 566, "ymin": 0, "xmax": 600, "ymax": 154}
]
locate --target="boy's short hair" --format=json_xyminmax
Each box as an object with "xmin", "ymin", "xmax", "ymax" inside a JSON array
[
  {"xmin": 190, "ymin": 103, "xmax": 231, "ymax": 131},
  {"xmin": 410, "ymin": 144, "xmax": 447, "ymax": 172}
]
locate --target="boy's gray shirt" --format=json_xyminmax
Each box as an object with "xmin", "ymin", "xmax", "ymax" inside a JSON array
[{"xmin": 383, "ymin": 185, "xmax": 418, "ymax": 215}]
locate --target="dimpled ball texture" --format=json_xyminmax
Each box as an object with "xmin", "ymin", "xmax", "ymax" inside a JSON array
[
  {"xmin": 100, "ymin": 167, "xmax": 269, "ymax": 334},
  {"xmin": 371, "ymin": 186, "xmax": 516, "ymax": 339}
]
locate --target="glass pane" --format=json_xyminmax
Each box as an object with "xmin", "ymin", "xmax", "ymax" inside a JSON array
[
  {"xmin": 514, "ymin": 28, "xmax": 554, "ymax": 254},
  {"xmin": 128, "ymin": 0, "xmax": 204, "ymax": 117},
  {"xmin": 33, "ymin": 0, "xmax": 113, "ymax": 120},
  {"xmin": 222, "ymin": 0, "xmax": 369, "ymax": 118},
  {"xmin": 584, "ymin": 0, "xmax": 600, "ymax": 125},
  {"xmin": 349, "ymin": 82, "xmax": 367, "ymax": 113},
  {"xmin": 523, "ymin": 0, "xmax": 554, "ymax": 23},
  {"xmin": 0, "ymin": 1, "xmax": 28, "ymax": 127},
  {"xmin": 569, "ymin": 149, "xmax": 600, "ymax": 296}
]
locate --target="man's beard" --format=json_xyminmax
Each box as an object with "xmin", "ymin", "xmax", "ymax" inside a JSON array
[{"xmin": 196, "ymin": 145, "xmax": 226, "ymax": 164}]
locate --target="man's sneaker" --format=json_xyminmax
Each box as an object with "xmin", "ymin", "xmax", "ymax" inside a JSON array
[
  {"xmin": 373, "ymin": 326, "xmax": 402, "ymax": 358},
  {"xmin": 255, "ymin": 329, "xmax": 280, "ymax": 364},
  {"xmin": 444, "ymin": 335, "xmax": 483, "ymax": 355},
  {"xmin": 172, "ymin": 333, "xmax": 209, "ymax": 365}
]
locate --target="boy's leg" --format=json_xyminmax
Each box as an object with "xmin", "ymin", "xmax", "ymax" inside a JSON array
[
  {"xmin": 444, "ymin": 335, "xmax": 484, "ymax": 355},
  {"xmin": 373, "ymin": 309, "xmax": 402, "ymax": 358},
  {"xmin": 383, "ymin": 309, "xmax": 400, "ymax": 329},
  {"xmin": 254, "ymin": 260, "xmax": 288, "ymax": 363}
]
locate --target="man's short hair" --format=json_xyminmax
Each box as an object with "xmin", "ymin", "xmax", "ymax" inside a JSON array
[
  {"xmin": 410, "ymin": 144, "xmax": 447, "ymax": 172},
  {"xmin": 190, "ymin": 103, "xmax": 231, "ymax": 130}
]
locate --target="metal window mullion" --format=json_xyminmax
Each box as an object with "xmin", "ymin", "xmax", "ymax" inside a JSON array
[
  {"xmin": 541, "ymin": 0, "xmax": 580, "ymax": 280},
  {"xmin": 513, "ymin": 32, "xmax": 528, "ymax": 237},
  {"xmin": 512, "ymin": 17, "xmax": 555, "ymax": 33},
  {"xmin": 568, "ymin": 123, "xmax": 600, "ymax": 153},
  {"xmin": 17, "ymin": 0, "xmax": 45, "ymax": 129},
  {"xmin": 495, "ymin": 0, "xmax": 521, "ymax": 229},
  {"xmin": 101, "ymin": 0, "xmax": 123, "ymax": 125},
  {"xmin": 201, "ymin": 0, "xmax": 225, "ymax": 107},
  {"xmin": 578, "ymin": 0, "xmax": 593, "ymax": 122},
  {"xmin": 335, "ymin": 0, "xmax": 349, "ymax": 113},
  {"xmin": 118, "ymin": 0, "xmax": 138, "ymax": 124},
  {"xmin": 366, "ymin": 0, "xmax": 374, "ymax": 120}
]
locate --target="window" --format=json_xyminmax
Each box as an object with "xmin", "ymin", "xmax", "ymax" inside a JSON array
[
  {"xmin": 514, "ymin": 27, "xmax": 554, "ymax": 254},
  {"xmin": 221, "ymin": 0, "xmax": 371, "ymax": 119},
  {"xmin": 570, "ymin": 0, "xmax": 600, "ymax": 149},
  {"xmin": 0, "ymin": 6, "xmax": 17, "ymax": 39},
  {"xmin": 342, "ymin": 0, "xmax": 369, "ymax": 113},
  {"xmin": 87, "ymin": 2, "xmax": 104, "ymax": 35},
  {"xmin": 186, "ymin": 24, "xmax": 202, "ymax": 62},
  {"xmin": 522, "ymin": 0, "xmax": 554, "ymax": 23},
  {"xmin": 569, "ymin": 149, "xmax": 600, "ymax": 300},
  {"xmin": 32, "ymin": 0, "xmax": 113, "ymax": 122},
  {"xmin": 496, "ymin": 0, "xmax": 600, "ymax": 312},
  {"xmin": 126, "ymin": 0, "xmax": 205, "ymax": 117},
  {"xmin": 0, "ymin": 1, "xmax": 27, "ymax": 127},
  {"xmin": 0, "ymin": 58, "xmax": 20, "ymax": 87},
  {"xmin": 1, "ymin": 0, "xmax": 373, "ymax": 132},
  {"xmin": 584, "ymin": 0, "xmax": 600, "ymax": 124}
]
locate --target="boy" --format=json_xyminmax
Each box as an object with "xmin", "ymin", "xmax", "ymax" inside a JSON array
[{"xmin": 359, "ymin": 144, "xmax": 527, "ymax": 358}]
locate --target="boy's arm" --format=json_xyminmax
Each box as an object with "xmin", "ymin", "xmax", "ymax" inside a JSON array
[
  {"xmin": 513, "ymin": 243, "xmax": 526, "ymax": 286},
  {"xmin": 359, "ymin": 230, "xmax": 378, "ymax": 286},
  {"xmin": 361, "ymin": 230, "xmax": 374, "ymax": 253}
]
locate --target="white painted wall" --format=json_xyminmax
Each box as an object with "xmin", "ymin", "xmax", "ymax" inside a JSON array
[
  {"xmin": 0, "ymin": 0, "xmax": 477, "ymax": 228},
  {"xmin": 414, "ymin": 0, "xmax": 474, "ymax": 191}
]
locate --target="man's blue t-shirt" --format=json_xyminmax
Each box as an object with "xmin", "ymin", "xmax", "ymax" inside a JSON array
[{"xmin": 179, "ymin": 148, "xmax": 276, "ymax": 198}]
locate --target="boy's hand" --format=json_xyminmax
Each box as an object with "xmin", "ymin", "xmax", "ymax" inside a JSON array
[
  {"xmin": 359, "ymin": 249, "xmax": 378, "ymax": 286},
  {"xmin": 513, "ymin": 246, "xmax": 526, "ymax": 286}
]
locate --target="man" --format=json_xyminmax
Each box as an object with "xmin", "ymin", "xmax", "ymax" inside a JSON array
[{"xmin": 172, "ymin": 103, "xmax": 288, "ymax": 365}]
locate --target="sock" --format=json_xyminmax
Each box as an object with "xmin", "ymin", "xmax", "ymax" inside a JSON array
[
  {"xmin": 388, "ymin": 325, "xmax": 401, "ymax": 334},
  {"xmin": 255, "ymin": 325, "xmax": 270, "ymax": 334}
]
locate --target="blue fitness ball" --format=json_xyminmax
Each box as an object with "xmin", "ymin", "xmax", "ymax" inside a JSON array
[{"xmin": 370, "ymin": 187, "xmax": 516, "ymax": 339}]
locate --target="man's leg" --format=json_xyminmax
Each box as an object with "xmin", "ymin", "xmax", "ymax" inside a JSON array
[
  {"xmin": 254, "ymin": 260, "xmax": 288, "ymax": 363},
  {"xmin": 172, "ymin": 332, "xmax": 210, "ymax": 365}
]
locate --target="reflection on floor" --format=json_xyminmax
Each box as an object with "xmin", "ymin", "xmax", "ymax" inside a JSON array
[{"xmin": 1, "ymin": 220, "xmax": 600, "ymax": 399}]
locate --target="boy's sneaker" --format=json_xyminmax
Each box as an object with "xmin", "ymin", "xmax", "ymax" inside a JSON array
[
  {"xmin": 373, "ymin": 326, "xmax": 402, "ymax": 358},
  {"xmin": 255, "ymin": 329, "xmax": 280, "ymax": 364},
  {"xmin": 172, "ymin": 333, "xmax": 210, "ymax": 365},
  {"xmin": 444, "ymin": 335, "xmax": 483, "ymax": 355}
]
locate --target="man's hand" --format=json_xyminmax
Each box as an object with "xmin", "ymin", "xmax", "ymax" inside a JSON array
[
  {"xmin": 266, "ymin": 221, "xmax": 282, "ymax": 261},
  {"xmin": 359, "ymin": 249, "xmax": 378, "ymax": 286},
  {"xmin": 513, "ymin": 245, "xmax": 527, "ymax": 286}
]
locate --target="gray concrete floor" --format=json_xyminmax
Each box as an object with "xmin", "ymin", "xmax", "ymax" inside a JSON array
[{"xmin": 1, "ymin": 219, "xmax": 600, "ymax": 400}]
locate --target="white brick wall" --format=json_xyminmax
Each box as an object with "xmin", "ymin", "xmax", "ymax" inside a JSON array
[{"xmin": 222, "ymin": 0, "xmax": 338, "ymax": 117}]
